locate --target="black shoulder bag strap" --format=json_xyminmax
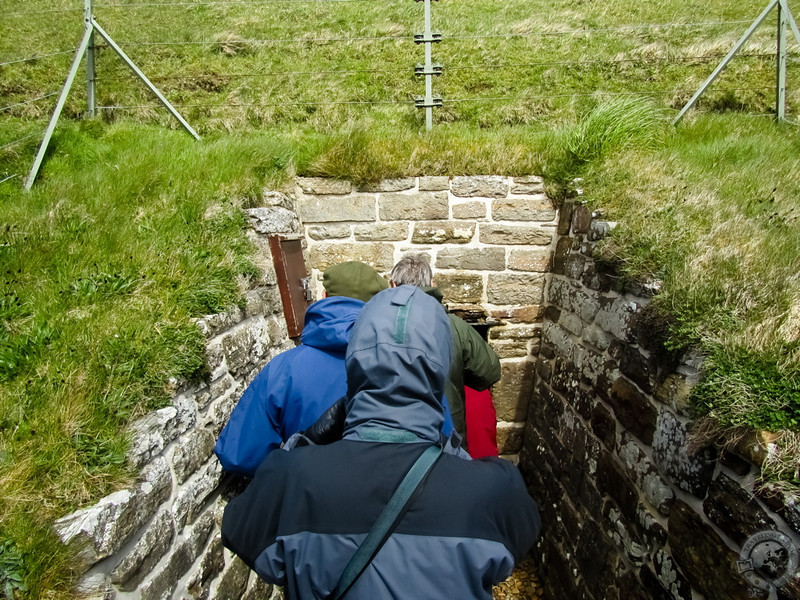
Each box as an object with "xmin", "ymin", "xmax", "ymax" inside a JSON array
[{"xmin": 327, "ymin": 444, "xmax": 443, "ymax": 600}]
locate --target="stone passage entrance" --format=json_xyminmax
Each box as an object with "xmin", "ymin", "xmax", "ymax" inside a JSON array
[{"xmin": 292, "ymin": 175, "xmax": 559, "ymax": 455}]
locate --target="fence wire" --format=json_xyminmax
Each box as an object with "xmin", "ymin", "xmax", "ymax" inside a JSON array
[
  {"xmin": 0, "ymin": 51, "xmax": 76, "ymax": 68},
  {"xmin": 0, "ymin": 93, "xmax": 60, "ymax": 114},
  {"xmin": 0, "ymin": 132, "xmax": 42, "ymax": 151}
]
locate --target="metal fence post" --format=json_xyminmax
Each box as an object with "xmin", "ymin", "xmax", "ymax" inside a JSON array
[
  {"xmin": 86, "ymin": 0, "xmax": 96, "ymax": 117},
  {"xmin": 777, "ymin": 1, "xmax": 787, "ymax": 120},
  {"xmin": 414, "ymin": 0, "xmax": 442, "ymax": 131}
]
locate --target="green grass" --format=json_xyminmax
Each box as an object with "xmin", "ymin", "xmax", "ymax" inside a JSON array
[{"xmin": 2, "ymin": 0, "xmax": 800, "ymax": 597}]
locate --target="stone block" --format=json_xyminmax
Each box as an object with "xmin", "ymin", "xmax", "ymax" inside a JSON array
[
  {"xmin": 617, "ymin": 435, "xmax": 675, "ymax": 516},
  {"xmin": 353, "ymin": 222, "xmax": 409, "ymax": 241},
  {"xmin": 511, "ymin": 176, "xmax": 545, "ymax": 194},
  {"xmin": 489, "ymin": 339, "xmax": 530, "ymax": 359},
  {"xmin": 451, "ymin": 175, "xmax": 509, "ymax": 198},
  {"xmin": 127, "ymin": 406, "xmax": 181, "ymax": 469},
  {"xmin": 492, "ymin": 195, "xmax": 557, "ymax": 222},
  {"xmin": 493, "ymin": 359, "xmax": 535, "ymax": 422},
  {"xmin": 479, "ymin": 224, "xmax": 553, "ymax": 246},
  {"xmin": 244, "ymin": 206, "xmax": 299, "ymax": 235},
  {"xmin": 54, "ymin": 457, "xmax": 172, "ymax": 571},
  {"xmin": 496, "ymin": 422, "xmax": 524, "ymax": 454},
  {"xmin": 296, "ymin": 177, "xmax": 351, "ymax": 195},
  {"xmin": 646, "ymin": 549, "xmax": 693, "ymax": 600},
  {"xmin": 111, "ymin": 508, "xmax": 175, "ymax": 591},
  {"xmin": 435, "ymin": 273, "xmax": 484, "ymax": 304},
  {"xmin": 668, "ymin": 500, "xmax": 752, "ymax": 599},
  {"xmin": 596, "ymin": 449, "xmax": 640, "ymax": 524},
  {"xmin": 594, "ymin": 295, "xmax": 645, "ymax": 343},
  {"xmin": 547, "ymin": 278, "xmax": 602, "ymax": 323},
  {"xmin": 220, "ymin": 325, "xmax": 255, "ymax": 377},
  {"xmin": 507, "ymin": 249, "xmax": 551, "ymax": 272},
  {"xmin": 590, "ymin": 402, "xmax": 616, "ymax": 451},
  {"xmin": 296, "ymin": 195, "xmax": 374, "ymax": 223},
  {"xmin": 620, "ymin": 345, "xmax": 655, "ymax": 394},
  {"xmin": 214, "ymin": 555, "xmax": 251, "ymax": 600},
  {"xmin": 589, "ymin": 220, "xmax": 615, "ymax": 241},
  {"xmin": 452, "ymin": 201, "xmax": 488, "ymax": 219},
  {"xmin": 380, "ymin": 192, "xmax": 448, "ymax": 220},
  {"xmin": 652, "ymin": 408, "xmax": 715, "ymax": 498},
  {"xmin": 582, "ymin": 325, "xmax": 611, "ymax": 352},
  {"xmin": 186, "ymin": 534, "xmax": 225, "ymax": 600},
  {"xmin": 306, "ymin": 224, "xmax": 351, "ymax": 240},
  {"xmin": 755, "ymin": 484, "xmax": 800, "ymax": 536},
  {"xmin": 602, "ymin": 501, "xmax": 647, "ymax": 567},
  {"xmin": 490, "ymin": 305, "xmax": 544, "ymax": 323},
  {"xmin": 358, "ymin": 177, "xmax": 415, "ymax": 192},
  {"xmin": 576, "ymin": 518, "xmax": 618, "ymax": 598},
  {"xmin": 559, "ymin": 312, "xmax": 584, "ymax": 337},
  {"xmin": 654, "ymin": 372, "xmax": 697, "ymax": 416},
  {"xmin": 241, "ymin": 574, "xmax": 277, "ymax": 600},
  {"xmin": 551, "ymin": 237, "xmax": 573, "ymax": 274},
  {"xmin": 703, "ymin": 472, "xmax": 776, "ymax": 546},
  {"xmin": 557, "ymin": 200, "xmax": 574, "ymax": 236},
  {"xmin": 487, "ymin": 273, "xmax": 545, "ymax": 305},
  {"xmin": 308, "ymin": 242, "xmax": 395, "ymax": 271},
  {"xmin": 411, "ymin": 221, "xmax": 475, "ymax": 244},
  {"xmin": 571, "ymin": 205, "xmax": 592, "ymax": 233},
  {"xmin": 607, "ymin": 376, "xmax": 657, "ymax": 445},
  {"xmin": 419, "ymin": 176, "xmax": 450, "ymax": 191},
  {"xmin": 172, "ymin": 460, "xmax": 223, "ymax": 530},
  {"xmin": 172, "ymin": 428, "xmax": 217, "ymax": 485},
  {"xmin": 435, "ymin": 247, "xmax": 505, "ymax": 270}
]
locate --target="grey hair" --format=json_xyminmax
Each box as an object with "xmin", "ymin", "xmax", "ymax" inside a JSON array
[{"xmin": 390, "ymin": 254, "xmax": 432, "ymax": 287}]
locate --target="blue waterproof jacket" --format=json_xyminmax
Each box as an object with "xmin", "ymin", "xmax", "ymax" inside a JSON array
[
  {"xmin": 222, "ymin": 286, "xmax": 540, "ymax": 599},
  {"xmin": 214, "ymin": 296, "xmax": 364, "ymax": 477}
]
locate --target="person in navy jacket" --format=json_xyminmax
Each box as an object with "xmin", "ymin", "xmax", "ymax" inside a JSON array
[
  {"xmin": 213, "ymin": 261, "xmax": 387, "ymax": 477},
  {"xmin": 222, "ymin": 285, "xmax": 541, "ymax": 599}
]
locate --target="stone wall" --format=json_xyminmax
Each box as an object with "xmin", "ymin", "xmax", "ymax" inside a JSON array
[
  {"xmin": 520, "ymin": 201, "xmax": 800, "ymax": 600},
  {"xmin": 295, "ymin": 174, "xmax": 558, "ymax": 454},
  {"xmin": 53, "ymin": 194, "xmax": 302, "ymax": 600}
]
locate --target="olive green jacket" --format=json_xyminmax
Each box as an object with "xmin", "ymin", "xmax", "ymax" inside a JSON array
[{"xmin": 423, "ymin": 287, "xmax": 501, "ymax": 449}]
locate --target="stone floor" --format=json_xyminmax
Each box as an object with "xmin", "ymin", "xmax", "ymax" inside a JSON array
[{"xmin": 493, "ymin": 554, "xmax": 543, "ymax": 600}]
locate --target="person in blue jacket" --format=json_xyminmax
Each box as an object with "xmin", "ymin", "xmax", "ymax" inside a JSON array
[
  {"xmin": 213, "ymin": 261, "xmax": 388, "ymax": 477},
  {"xmin": 222, "ymin": 285, "xmax": 541, "ymax": 599}
]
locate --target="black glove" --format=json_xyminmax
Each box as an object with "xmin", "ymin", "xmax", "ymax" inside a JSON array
[{"xmin": 301, "ymin": 396, "xmax": 347, "ymax": 445}]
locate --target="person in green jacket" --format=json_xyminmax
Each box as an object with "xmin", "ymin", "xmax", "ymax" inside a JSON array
[{"xmin": 389, "ymin": 254, "xmax": 501, "ymax": 451}]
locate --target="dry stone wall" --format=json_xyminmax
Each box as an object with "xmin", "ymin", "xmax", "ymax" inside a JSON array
[{"xmin": 521, "ymin": 201, "xmax": 800, "ymax": 600}]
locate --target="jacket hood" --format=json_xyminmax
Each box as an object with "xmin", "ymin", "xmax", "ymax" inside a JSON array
[
  {"xmin": 343, "ymin": 285, "xmax": 453, "ymax": 443},
  {"xmin": 300, "ymin": 296, "xmax": 365, "ymax": 352}
]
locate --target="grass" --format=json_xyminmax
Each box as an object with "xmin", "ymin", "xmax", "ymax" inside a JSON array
[{"xmin": 1, "ymin": 0, "xmax": 800, "ymax": 597}]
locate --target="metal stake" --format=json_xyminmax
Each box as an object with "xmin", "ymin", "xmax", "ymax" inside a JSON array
[
  {"xmin": 414, "ymin": 0, "xmax": 441, "ymax": 131},
  {"xmin": 86, "ymin": 0, "xmax": 96, "ymax": 117}
]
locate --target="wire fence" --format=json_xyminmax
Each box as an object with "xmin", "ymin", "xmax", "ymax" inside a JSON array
[{"xmin": 1, "ymin": 0, "xmax": 797, "ymax": 142}]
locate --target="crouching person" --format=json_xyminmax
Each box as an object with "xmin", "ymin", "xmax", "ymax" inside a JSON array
[{"xmin": 222, "ymin": 286, "xmax": 541, "ymax": 600}]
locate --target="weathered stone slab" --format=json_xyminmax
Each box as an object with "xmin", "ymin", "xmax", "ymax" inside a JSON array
[
  {"xmin": 54, "ymin": 457, "xmax": 172, "ymax": 571},
  {"xmin": 127, "ymin": 406, "xmax": 181, "ymax": 469},
  {"xmin": 703, "ymin": 472, "xmax": 776, "ymax": 546},
  {"xmin": 418, "ymin": 176, "xmax": 449, "ymax": 191},
  {"xmin": 571, "ymin": 205, "xmax": 592, "ymax": 233},
  {"xmin": 490, "ymin": 305, "xmax": 544, "ymax": 323},
  {"xmin": 669, "ymin": 500, "xmax": 752, "ymax": 599},
  {"xmin": 511, "ymin": 176, "xmax": 545, "ymax": 194},
  {"xmin": 652, "ymin": 409, "xmax": 715, "ymax": 498},
  {"xmin": 452, "ymin": 201, "xmax": 488, "ymax": 219},
  {"xmin": 546, "ymin": 278, "xmax": 602, "ymax": 323},
  {"xmin": 214, "ymin": 555, "xmax": 251, "ymax": 600},
  {"xmin": 596, "ymin": 449, "xmax": 639, "ymax": 523},
  {"xmin": 607, "ymin": 376, "xmax": 657, "ymax": 445},
  {"xmin": 435, "ymin": 247, "xmax": 505, "ymax": 270},
  {"xmin": 451, "ymin": 175, "xmax": 509, "ymax": 198},
  {"xmin": 756, "ymin": 483, "xmax": 800, "ymax": 536},
  {"xmin": 594, "ymin": 295, "xmax": 645, "ymax": 343},
  {"xmin": 435, "ymin": 273, "xmax": 483, "ymax": 304},
  {"xmin": 654, "ymin": 372, "xmax": 698, "ymax": 416},
  {"xmin": 507, "ymin": 249, "xmax": 551, "ymax": 272},
  {"xmin": 620, "ymin": 345, "xmax": 656, "ymax": 394},
  {"xmin": 497, "ymin": 422, "xmax": 524, "ymax": 454},
  {"xmin": 493, "ymin": 359, "xmax": 534, "ymax": 421},
  {"xmin": 172, "ymin": 428, "xmax": 217, "ymax": 485},
  {"xmin": 296, "ymin": 177, "xmax": 351, "ymax": 195},
  {"xmin": 185, "ymin": 534, "xmax": 224, "ymax": 600},
  {"xmin": 602, "ymin": 502, "xmax": 647, "ymax": 567},
  {"xmin": 353, "ymin": 222, "xmax": 408, "ymax": 241},
  {"xmin": 489, "ymin": 339, "xmax": 531, "ymax": 359},
  {"xmin": 618, "ymin": 436, "xmax": 675, "ymax": 516},
  {"xmin": 358, "ymin": 177, "xmax": 415, "ymax": 192},
  {"xmin": 411, "ymin": 221, "xmax": 475, "ymax": 244},
  {"xmin": 306, "ymin": 224, "xmax": 351, "ymax": 240},
  {"xmin": 492, "ymin": 195, "xmax": 557, "ymax": 222},
  {"xmin": 244, "ymin": 206, "xmax": 300, "ymax": 234},
  {"xmin": 241, "ymin": 573, "xmax": 277, "ymax": 600},
  {"xmin": 172, "ymin": 460, "xmax": 223, "ymax": 529},
  {"xmin": 487, "ymin": 273, "xmax": 545, "ymax": 305},
  {"xmin": 308, "ymin": 242, "xmax": 395, "ymax": 271},
  {"xmin": 296, "ymin": 195, "xmax": 375, "ymax": 223},
  {"xmin": 582, "ymin": 325, "xmax": 611, "ymax": 352},
  {"xmin": 379, "ymin": 192, "xmax": 448, "ymax": 221},
  {"xmin": 479, "ymin": 224, "xmax": 552, "ymax": 246},
  {"xmin": 111, "ymin": 508, "xmax": 175, "ymax": 591}
]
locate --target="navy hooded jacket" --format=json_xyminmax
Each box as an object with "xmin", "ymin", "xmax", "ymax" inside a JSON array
[
  {"xmin": 214, "ymin": 296, "xmax": 363, "ymax": 476},
  {"xmin": 222, "ymin": 286, "xmax": 541, "ymax": 599}
]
